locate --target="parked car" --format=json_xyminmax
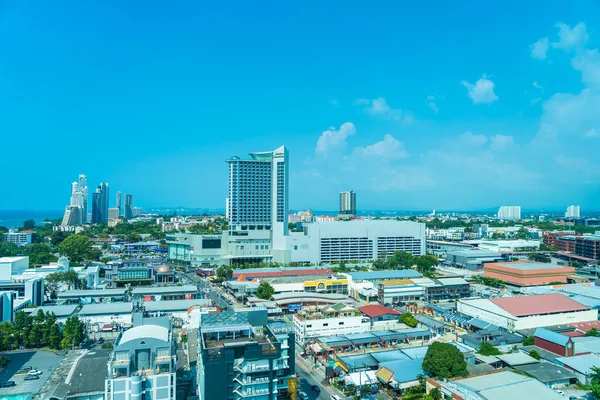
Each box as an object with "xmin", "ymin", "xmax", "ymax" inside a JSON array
[
  {"xmin": 27, "ymin": 370, "xmax": 42, "ymax": 376},
  {"xmin": 299, "ymin": 392, "xmax": 309, "ymax": 400},
  {"xmin": 98, "ymin": 338, "xmax": 104, "ymax": 344},
  {"xmin": 1, "ymin": 381, "xmax": 16, "ymax": 387},
  {"xmin": 330, "ymin": 395, "xmax": 342, "ymax": 400},
  {"xmin": 18, "ymin": 366, "xmax": 32, "ymax": 372},
  {"xmin": 311, "ymin": 385, "xmax": 321, "ymax": 393},
  {"xmin": 24, "ymin": 375, "xmax": 39, "ymax": 381}
]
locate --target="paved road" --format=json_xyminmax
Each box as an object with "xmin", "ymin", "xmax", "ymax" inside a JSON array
[
  {"xmin": 0, "ymin": 351, "xmax": 65, "ymax": 396},
  {"xmin": 182, "ymin": 273, "xmax": 232, "ymax": 311},
  {"xmin": 295, "ymin": 350, "xmax": 346, "ymax": 400}
]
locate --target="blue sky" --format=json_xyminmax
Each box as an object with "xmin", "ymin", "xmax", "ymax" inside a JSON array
[{"xmin": 1, "ymin": 1, "xmax": 600, "ymax": 212}]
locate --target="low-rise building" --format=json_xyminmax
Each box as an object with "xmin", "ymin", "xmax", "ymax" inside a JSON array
[
  {"xmin": 457, "ymin": 293, "xmax": 597, "ymax": 331},
  {"xmin": 484, "ymin": 261, "xmax": 576, "ymax": 286},
  {"xmin": 2, "ymin": 229, "xmax": 33, "ymax": 246},
  {"xmin": 166, "ymin": 233, "xmax": 225, "ymax": 267},
  {"xmin": 445, "ymin": 249, "xmax": 505, "ymax": 270},
  {"xmin": 105, "ymin": 316, "xmax": 176, "ymax": 400},
  {"xmin": 556, "ymin": 354, "xmax": 600, "ymax": 384},
  {"xmin": 57, "ymin": 288, "xmax": 128, "ymax": 305},
  {"xmin": 575, "ymin": 235, "xmax": 600, "ymax": 260},
  {"xmin": 293, "ymin": 303, "xmax": 370, "ymax": 345},
  {"xmin": 131, "ymin": 284, "xmax": 198, "ymax": 301},
  {"xmin": 534, "ymin": 327, "xmax": 574, "ymax": 357}
]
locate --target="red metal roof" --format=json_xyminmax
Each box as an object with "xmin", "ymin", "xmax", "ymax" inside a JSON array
[
  {"xmin": 358, "ymin": 304, "xmax": 401, "ymax": 318},
  {"xmin": 490, "ymin": 293, "xmax": 589, "ymax": 317},
  {"xmin": 569, "ymin": 320, "xmax": 600, "ymax": 333},
  {"xmin": 232, "ymin": 268, "xmax": 333, "ymax": 279}
]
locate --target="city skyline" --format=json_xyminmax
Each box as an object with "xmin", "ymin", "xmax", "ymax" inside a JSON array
[{"xmin": 2, "ymin": 2, "xmax": 600, "ymax": 211}]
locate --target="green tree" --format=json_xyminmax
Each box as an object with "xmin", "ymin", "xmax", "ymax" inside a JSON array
[
  {"xmin": 392, "ymin": 251, "xmax": 415, "ymax": 269},
  {"xmin": 398, "ymin": 312, "xmax": 418, "ymax": 328},
  {"xmin": 429, "ymin": 388, "xmax": 442, "ymax": 400},
  {"xmin": 50, "ymin": 230, "xmax": 71, "ymax": 246},
  {"xmin": 586, "ymin": 328, "xmax": 600, "ymax": 337},
  {"xmin": 49, "ymin": 324, "xmax": 62, "ymax": 350},
  {"xmin": 58, "ymin": 234, "xmax": 97, "ymax": 263},
  {"xmin": 529, "ymin": 349, "xmax": 541, "ymax": 360},
  {"xmin": 528, "ymin": 253, "xmax": 551, "ymax": 263},
  {"xmin": 127, "ymin": 232, "xmax": 142, "ymax": 242},
  {"xmin": 215, "ymin": 266, "xmax": 234, "ymax": 281},
  {"xmin": 13, "ymin": 311, "xmax": 32, "ymax": 347},
  {"xmin": 477, "ymin": 342, "xmax": 502, "ymax": 356},
  {"xmin": 522, "ymin": 336, "xmax": 534, "ymax": 346},
  {"xmin": 61, "ymin": 315, "xmax": 85, "ymax": 349},
  {"xmin": 0, "ymin": 242, "xmax": 20, "ymax": 257},
  {"xmin": 415, "ymin": 255, "xmax": 438, "ymax": 274},
  {"xmin": 43, "ymin": 312, "xmax": 57, "ymax": 344},
  {"xmin": 422, "ymin": 342, "xmax": 468, "ymax": 379},
  {"xmin": 589, "ymin": 366, "xmax": 600, "ymax": 399},
  {"xmin": 28, "ymin": 324, "xmax": 43, "ymax": 348},
  {"xmin": 256, "ymin": 282, "xmax": 275, "ymax": 300},
  {"xmin": 22, "ymin": 219, "xmax": 36, "ymax": 230}
]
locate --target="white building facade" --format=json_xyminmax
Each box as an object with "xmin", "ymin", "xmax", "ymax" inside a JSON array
[
  {"xmin": 280, "ymin": 220, "xmax": 426, "ymax": 264},
  {"xmin": 497, "ymin": 206, "xmax": 521, "ymax": 221},
  {"xmin": 565, "ymin": 205, "xmax": 581, "ymax": 219},
  {"xmin": 292, "ymin": 305, "xmax": 371, "ymax": 345}
]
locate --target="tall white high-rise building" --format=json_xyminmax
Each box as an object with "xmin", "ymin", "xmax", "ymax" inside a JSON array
[
  {"xmin": 497, "ymin": 206, "xmax": 521, "ymax": 221},
  {"xmin": 565, "ymin": 205, "xmax": 581, "ymax": 218},
  {"xmin": 78, "ymin": 174, "xmax": 88, "ymax": 223},
  {"xmin": 62, "ymin": 174, "xmax": 87, "ymax": 227},
  {"xmin": 225, "ymin": 145, "xmax": 288, "ymax": 263},
  {"xmin": 339, "ymin": 190, "xmax": 356, "ymax": 219}
]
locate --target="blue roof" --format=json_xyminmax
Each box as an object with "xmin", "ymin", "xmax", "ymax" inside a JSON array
[
  {"xmin": 401, "ymin": 346, "xmax": 429, "ymax": 360},
  {"xmin": 371, "ymin": 350, "xmax": 411, "ymax": 363},
  {"xmin": 556, "ymin": 354, "xmax": 600, "ymax": 375},
  {"xmin": 349, "ymin": 270, "xmax": 422, "ymax": 281},
  {"xmin": 534, "ymin": 327, "xmax": 571, "ymax": 346},
  {"xmin": 379, "ymin": 358, "xmax": 424, "ymax": 384}
]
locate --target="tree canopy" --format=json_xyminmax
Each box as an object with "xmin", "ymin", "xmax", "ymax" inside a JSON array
[
  {"xmin": 398, "ymin": 312, "xmax": 418, "ymax": 328},
  {"xmin": 477, "ymin": 342, "xmax": 502, "ymax": 356},
  {"xmin": 0, "ymin": 310, "xmax": 81, "ymax": 350},
  {"xmin": 422, "ymin": 342, "xmax": 468, "ymax": 379},
  {"xmin": 58, "ymin": 234, "xmax": 100, "ymax": 263},
  {"xmin": 256, "ymin": 282, "xmax": 275, "ymax": 300}
]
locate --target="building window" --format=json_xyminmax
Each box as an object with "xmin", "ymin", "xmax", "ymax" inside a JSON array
[
  {"xmin": 339, "ymin": 322, "xmax": 344, "ymax": 325},
  {"xmin": 323, "ymin": 323, "xmax": 328, "ymax": 327}
]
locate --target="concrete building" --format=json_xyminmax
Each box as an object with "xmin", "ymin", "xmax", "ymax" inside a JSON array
[
  {"xmin": 166, "ymin": 233, "xmax": 225, "ymax": 267},
  {"xmin": 197, "ymin": 310, "xmax": 295, "ymax": 400},
  {"xmin": 131, "ymin": 284, "xmax": 198, "ymax": 301},
  {"xmin": 0, "ymin": 256, "xmax": 29, "ymax": 280},
  {"xmin": 105, "ymin": 316, "xmax": 176, "ymax": 400},
  {"xmin": 225, "ymin": 146, "xmax": 289, "ymax": 266},
  {"xmin": 426, "ymin": 240, "xmax": 473, "ymax": 256},
  {"xmin": 124, "ymin": 194, "xmax": 134, "ymax": 219},
  {"xmin": 339, "ymin": 190, "xmax": 356, "ymax": 219},
  {"xmin": 497, "ymin": 206, "xmax": 521, "ymax": 221},
  {"xmin": 575, "ymin": 235, "xmax": 600, "ymax": 260},
  {"xmin": 445, "ymin": 249, "xmax": 505, "ymax": 270},
  {"xmin": 476, "ymin": 239, "xmax": 541, "ymax": 252},
  {"xmin": 58, "ymin": 288, "xmax": 128, "ymax": 305},
  {"xmin": 457, "ymin": 293, "xmax": 597, "ymax": 331},
  {"xmin": 566, "ymin": 205, "xmax": 581, "ymax": 219},
  {"xmin": 376, "ymin": 277, "xmax": 470, "ymax": 304},
  {"xmin": 79, "ymin": 303, "xmax": 134, "ymax": 327},
  {"xmin": 2, "ymin": 229, "xmax": 33, "ymax": 246},
  {"xmin": 292, "ymin": 303, "xmax": 370, "ymax": 345},
  {"xmin": 284, "ymin": 220, "xmax": 426, "ymax": 264},
  {"xmin": 92, "ymin": 183, "xmax": 109, "ymax": 224},
  {"xmin": 534, "ymin": 327, "xmax": 574, "ymax": 357},
  {"xmin": 108, "ymin": 208, "xmax": 120, "ymax": 220},
  {"xmin": 484, "ymin": 261, "xmax": 576, "ymax": 286},
  {"xmin": 556, "ymin": 354, "xmax": 600, "ymax": 384}
]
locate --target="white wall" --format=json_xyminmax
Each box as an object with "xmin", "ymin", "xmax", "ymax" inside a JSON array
[
  {"xmin": 457, "ymin": 300, "xmax": 516, "ymax": 330},
  {"xmin": 80, "ymin": 313, "xmax": 132, "ymax": 327},
  {"xmin": 293, "ymin": 314, "xmax": 370, "ymax": 345},
  {"xmin": 0, "ymin": 257, "xmax": 29, "ymax": 281}
]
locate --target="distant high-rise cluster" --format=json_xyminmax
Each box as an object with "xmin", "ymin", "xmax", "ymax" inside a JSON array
[
  {"xmin": 565, "ymin": 205, "xmax": 581, "ymax": 219},
  {"xmin": 339, "ymin": 190, "xmax": 356, "ymax": 219},
  {"xmin": 497, "ymin": 206, "xmax": 521, "ymax": 221},
  {"xmin": 60, "ymin": 175, "xmax": 139, "ymax": 227}
]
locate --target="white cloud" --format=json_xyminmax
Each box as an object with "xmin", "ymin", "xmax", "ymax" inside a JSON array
[
  {"xmin": 352, "ymin": 134, "xmax": 408, "ymax": 160},
  {"xmin": 427, "ymin": 95, "xmax": 439, "ymax": 113},
  {"xmin": 572, "ymin": 49, "xmax": 600, "ymax": 88},
  {"xmin": 532, "ymin": 81, "xmax": 544, "ymax": 91},
  {"xmin": 553, "ymin": 22, "xmax": 588, "ymax": 51},
  {"xmin": 355, "ymin": 97, "xmax": 414, "ymax": 124},
  {"xmin": 585, "ymin": 129, "xmax": 600, "ymax": 138},
  {"xmin": 461, "ymin": 76, "xmax": 498, "ymax": 104},
  {"xmin": 490, "ymin": 134, "xmax": 515, "ymax": 150},
  {"xmin": 330, "ymin": 99, "xmax": 339, "ymax": 107},
  {"xmin": 531, "ymin": 97, "xmax": 542, "ymax": 105},
  {"xmin": 531, "ymin": 37, "xmax": 550, "ymax": 59},
  {"xmin": 315, "ymin": 122, "xmax": 356, "ymax": 157},
  {"xmin": 460, "ymin": 131, "xmax": 488, "ymax": 147}
]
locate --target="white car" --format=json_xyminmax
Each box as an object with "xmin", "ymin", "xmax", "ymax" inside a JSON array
[
  {"xmin": 555, "ymin": 390, "xmax": 565, "ymax": 396},
  {"xmin": 27, "ymin": 370, "xmax": 42, "ymax": 376},
  {"xmin": 330, "ymin": 395, "xmax": 342, "ymax": 400},
  {"xmin": 299, "ymin": 392, "xmax": 309, "ymax": 400}
]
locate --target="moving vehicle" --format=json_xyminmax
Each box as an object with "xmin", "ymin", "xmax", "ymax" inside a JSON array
[
  {"xmin": 330, "ymin": 395, "xmax": 342, "ymax": 400},
  {"xmin": 27, "ymin": 370, "xmax": 42, "ymax": 376},
  {"xmin": 1, "ymin": 381, "xmax": 16, "ymax": 387},
  {"xmin": 311, "ymin": 385, "xmax": 321, "ymax": 393},
  {"xmin": 24, "ymin": 375, "xmax": 39, "ymax": 381}
]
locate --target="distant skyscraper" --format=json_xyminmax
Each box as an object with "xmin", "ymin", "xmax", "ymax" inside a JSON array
[
  {"xmin": 339, "ymin": 190, "xmax": 356, "ymax": 219},
  {"xmin": 226, "ymin": 146, "xmax": 289, "ymax": 262},
  {"xmin": 61, "ymin": 174, "xmax": 87, "ymax": 227},
  {"xmin": 116, "ymin": 191, "xmax": 122, "ymax": 215},
  {"xmin": 124, "ymin": 194, "xmax": 133, "ymax": 219},
  {"xmin": 565, "ymin": 205, "xmax": 581, "ymax": 219},
  {"xmin": 91, "ymin": 183, "xmax": 109, "ymax": 223},
  {"xmin": 78, "ymin": 174, "xmax": 88, "ymax": 223},
  {"xmin": 497, "ymin": 206, "xmax": 521, "ymax": 221}
]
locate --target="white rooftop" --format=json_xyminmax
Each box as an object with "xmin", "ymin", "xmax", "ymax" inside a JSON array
[{"xmin": 119, "ymin": 325, "xmax": 169, "ymax": 345}]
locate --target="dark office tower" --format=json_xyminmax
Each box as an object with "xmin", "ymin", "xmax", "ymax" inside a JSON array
[
  {"xmin": 124, "ymin": 194, "xmax": 133, "ymax": 219},
  {"xmin": 91, "ymin": 183, "xmax": 109, "ymax": 223},
  {"xmin": 116, "ymin": 191, "xmax": 122, "ymax": 215}
]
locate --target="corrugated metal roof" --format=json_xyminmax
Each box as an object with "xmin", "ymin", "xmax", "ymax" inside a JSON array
[
  {"xmin": 491, "ymin": 294, "xmax": 588, "ymax": 317},
  {"xmin": 535, "ymin": 327, "xmax": 571, "ymax": 346},
  {"xmin": 557, "ymin": 353, "xmax": 600, "ymax": 375}
]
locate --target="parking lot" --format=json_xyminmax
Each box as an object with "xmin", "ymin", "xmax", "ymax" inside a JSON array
[{"xmin": 0, "ymin": 351, "xmax": 65, "ymax": 396}]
